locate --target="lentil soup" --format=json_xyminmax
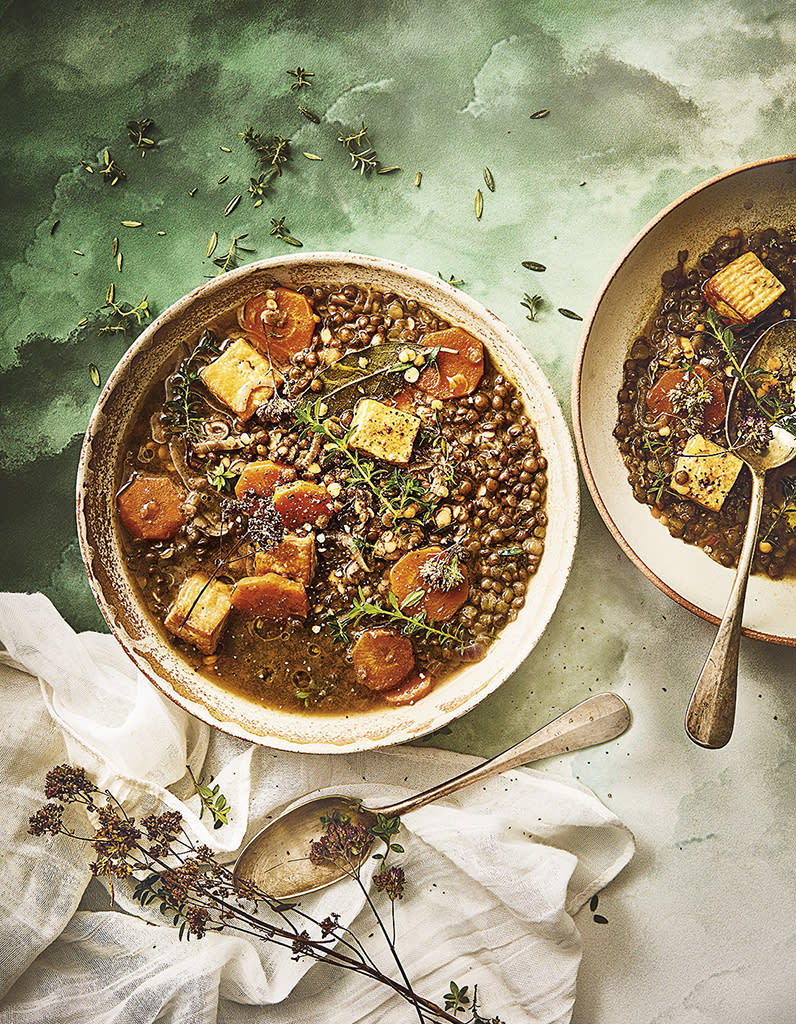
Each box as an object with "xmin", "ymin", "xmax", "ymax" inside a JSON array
[
  {"xmin": 614, "ymin": 226, "xmax": 796, "ymax": 579},
  {"xmin": 118, "ymin": 281, "xmax": 549, "ymax": 714}
]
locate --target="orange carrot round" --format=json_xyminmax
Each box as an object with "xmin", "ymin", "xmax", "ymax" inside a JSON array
[
  {"xmin": 382, "ymin": 670, "xmax": 434, "ymax": 705},
  {"xmin": 234, "ymin": 459, "xmax": 291, "ymax": 499},
  {"xmin": 389, "ymin": 546, "xmax": 469, "ymax": 622},
  {"xmin": 351, "ymin": 628, "xmax": 415, "ymax": 692},
  {"xmin": 239, "ymin": 288, "xmax": 316, "ymax": 364},
  {"xmin": 646, "ymin": 365, "xmax": 726, "ymax": 431},
  {"xmin": 417, "ymin": 326, "xmax": 484, "ymax": 399},
  {"xmin": 117, "ymin": 475, "xmax": 186, "ymax": 540}
]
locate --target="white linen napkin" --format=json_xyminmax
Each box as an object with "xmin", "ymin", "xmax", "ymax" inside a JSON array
[{"xmin": 0, "ymin": 593, "xmax": 634, "ymax": 1024}]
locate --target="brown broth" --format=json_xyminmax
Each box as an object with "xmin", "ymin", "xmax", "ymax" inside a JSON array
[{"xmin": 119, "ymin": 282, "xmax": 549, "ymax": 713}]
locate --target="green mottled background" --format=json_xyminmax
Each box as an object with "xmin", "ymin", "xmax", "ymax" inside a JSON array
[{"xmin": 3, "ymin": 2, "xmax": 796, "ymax": 1021}]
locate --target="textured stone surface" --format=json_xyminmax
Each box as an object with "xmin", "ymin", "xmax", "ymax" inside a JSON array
[{"xmin": 1, "ymin": 2, "xmax": 795, "ymax": 1021}]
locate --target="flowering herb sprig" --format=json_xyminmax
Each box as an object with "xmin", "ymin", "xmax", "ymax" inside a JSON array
[
  {"xmin": 28, "ymin": 764, "xmax": 501, "ymax": 1022},
  {"xmin": 329, "ymin": 587, "xmax": 466, "ymax": 650},
  {"xmin": 186, "ymin": 765, "xmax": 230, "ymax": 829}
]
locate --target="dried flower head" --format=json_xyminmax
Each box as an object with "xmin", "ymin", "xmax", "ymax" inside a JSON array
[
  {"xmin": 28, "ymin": 802, "xmax": 65, "ymax": 836},
  {"xmin": 418, "ymin": 544, "xmax": 466, "ymax": 592},
  {"xmin": 373, "ymin": 864, "xmax": 405, "ymax": 901},
  {"xmin": 142, "ymin": 810, "xmax": 183, "ymax": 843},
  {"xmin": 737, "ymin": 412, "xmax": 774, "ymax": 453},
  {"xmin": 44, "ymin": 764, "xmax": 97, "ymax": 802},
  {"xmin": 309, "ymin": 820, "xmax": 372, "ymax": 869},
  {"xmin": 225, "ymin": 493, "xmax": 285, "ymax": 551}
]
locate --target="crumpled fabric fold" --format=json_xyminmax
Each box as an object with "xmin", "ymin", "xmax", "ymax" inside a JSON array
[{"xmin": 0, "ymin": 593, "xmax": 634, "ymax": 1024}]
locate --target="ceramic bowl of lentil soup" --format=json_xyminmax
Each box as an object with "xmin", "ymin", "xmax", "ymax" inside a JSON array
[
  {"xmin": 78, "ymin": 253, "xmax": 579, "ymax": 751},
  {"xmin": 573, "ymin": 155, "xmax": 796, "ymax": 644}
]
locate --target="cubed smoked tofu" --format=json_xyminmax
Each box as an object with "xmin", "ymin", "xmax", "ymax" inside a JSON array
[
  {"xmin": 164, "ymin": 573, "xmax": 232, "ymax": 654},
  {"xmin": 348, "ymin": 398, "xmax": 421, "ymax": 466},
  {"xmin": 231, "ymin": 573, "xmax": 309, "ymax": 620},
  {"xmin": 254, "ymin": 533, "xmax": 316, "ymax": 585},
  {"xmin": 199, "ymin": 338, "xmax": 282, "ymax": 420},
  {"xmin": 703, "ymin": 252, "xmax": 785, "ymax": 325},
  {"xmin": 670, "ymin": 434, "xmax": 743, "ymax": 512}
]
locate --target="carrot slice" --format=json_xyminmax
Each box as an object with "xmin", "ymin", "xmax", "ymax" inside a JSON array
[
  {"xmin": 646, "ymin": 364, "xmax": 726, "ymax": 431},
  {"xmin": 389, "ymin": 546, "xmax": 469, "ymax": 622},
  {"xmin": 239, "ymin": 288, "xmax": 316, "ymax": 364},
  {"xmin": 234, "ymin": 459, "xmax": 291, "ymax": 499},
  {"xmin": 231, "ymin": 573, "xmax": 309, "ymax": 619},
  {"xmin": 416, "ymin": 326, "xmax": 484, "ymax": 399},
  {"xmin": 351, "ymin": 628, "xmax": 415, "ymax": 692},
  {"xmin": 272, "ymin": 481, "xmax": 333, "ymax": 529},
  {"xmin": 117, "ymin": 475, "xmax": 186, "ymax": 540},
  {"xmin": 382, "ymin": 670, "xmax": 434, "ymax": 705}
]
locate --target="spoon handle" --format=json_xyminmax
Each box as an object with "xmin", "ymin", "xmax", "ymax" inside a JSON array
[
  {"xmin": 368, "ymin": 692, "xmax": 630, "ymax": 818},
  {"xmin": 684, "ymin": 468, "xmax": 766, "ymax": 749}
]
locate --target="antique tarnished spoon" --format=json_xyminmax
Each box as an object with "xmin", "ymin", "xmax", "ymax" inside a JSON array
[
  {"xmin": 685, "ymin": 319, "xmax": 796, "ymax": 749},
  {"xmin": 233, "ymin": 692, "xmax": 630, "ymax": 899}
]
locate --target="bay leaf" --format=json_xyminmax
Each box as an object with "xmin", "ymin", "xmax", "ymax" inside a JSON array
[{"xmin": 296, "ymin": 340, "xmax": 434, "ymax": 417}]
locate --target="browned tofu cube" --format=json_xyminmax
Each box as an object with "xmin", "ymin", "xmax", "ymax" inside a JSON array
[
  {"xmin": 670, "ymin": 434, "xmax": 743, "ymax": 512},
  {"xmin": 199, "ymin": 338, "xmax": 282, "ymax": 420},
  {"xmin": 254, "ymin": 534, "xmax": 316, "ymax": 585},
  {"xmin": 164, "ymin": 573, "xmax": 233, "ymax": 654},
  {"xmin": 231, "ymin": 574, "xmax": 309, "ymax": 620},
  {"xmin": 348, "ymin": 398, "xmax": 421, "ymax": 466},
  {"xmin": 703, "ymin": 252, "xmax": 785, "ymax": 325}
]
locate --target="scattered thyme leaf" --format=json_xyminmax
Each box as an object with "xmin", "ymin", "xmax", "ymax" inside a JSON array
[
  {"xmin": 297, "ymin": 105, "xmax": 320, "ymax": 123},
  {"xmin": 126, "ymin": 117, "xmax": 157, "ymax": 156},
  {"xmin": 269, "ymin": 216, "xmax": 303, "ymax": 247},
  {"xmin": 240, "ymin": 127, "xmax": 291, "ymax": 176},
  {"xmin": 287, "ymin": 67, "xmax": 314, "ymax": 90},
  {"xmin": 558, "ymin": 307, "xmax": 583, "ymax": 321},
  {"xmin": 522, "ymin": 260, "xmax": 546, "ymax": 272},
  {"xmin": 521, "ymin": 293, "xmax": 544, "ymax": 321},
  {"xmin": 100, "ymin": 149, "xmax": 126, "ymax": 186}
]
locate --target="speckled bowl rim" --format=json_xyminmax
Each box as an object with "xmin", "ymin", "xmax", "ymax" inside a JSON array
[
  {"xmin": 572, "ymin": 154, "xmax": 796, "ymax": 646},
  {"xmin": 77, "ymin": 252, "xmax": 580, "ymax": 751}
]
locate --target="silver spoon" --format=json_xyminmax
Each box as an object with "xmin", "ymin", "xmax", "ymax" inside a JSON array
[
  {"xmin": 685, "ymin": 319, "xmax": 796, "ymax": 749},
  {"xmin": 233, "ymin": 692, "xmax": 630, "ymax": 899}
]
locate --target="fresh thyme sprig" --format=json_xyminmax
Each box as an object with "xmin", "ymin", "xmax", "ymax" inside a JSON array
[
  {"xmin": 186, "ymin": 765, "xmax": 230, "ymax": 829},
  {"xmin": 704, "ymin": 310, "xmax": 796, "ymax": 436},
  {"xmin": 248, "ymin": 171, "xmax": 276, "ymax": 206},
  {"xmin": 206, "ymin": 463, "xmax": 236, "ymax": 492},
  {"xmin": 337, "ymin": 121, "xmax": 400, "ymax": 176},
  {"xmin": 760, "ymin": 475, "xmax": 796, "ymax": 545},
  {"xmin": 294, "ymin": 401, "xmax": 434, "ymax": 520},
  {"xmin": 162, "ymin": 329, "xmax": 220, "ymax": 438},
  {"xmin": 211, "ymin": 233, "xmax": 256, "ymax": 275},
  {"xmin": 329, "ymin": 587, "xmax": 467, "ymax": 650},
  {"xmin": 96, "ymin": 294, "xmax": 151, "ymax": 335},
  {"xmin": 240, "ymin": 127, "xmax": 291, "ymax": 176}
]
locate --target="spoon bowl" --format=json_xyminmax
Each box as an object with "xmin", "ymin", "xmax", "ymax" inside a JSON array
[
  {"xmin": 685, "ymin": 319, "xmax": 796, "ymax": 748},
  {"xmin": 233, "ymin": 692, "xmax": 631, "ymax": 899}
]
